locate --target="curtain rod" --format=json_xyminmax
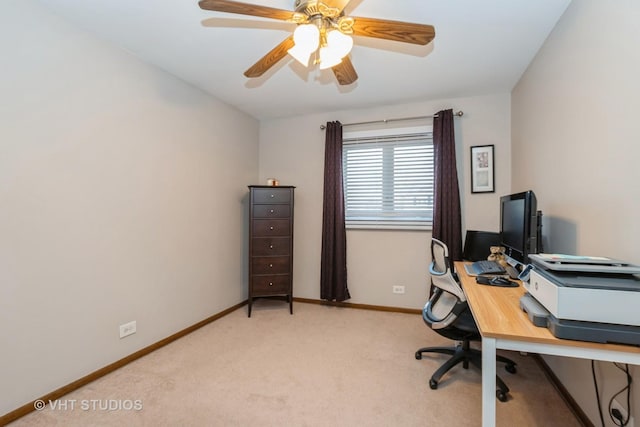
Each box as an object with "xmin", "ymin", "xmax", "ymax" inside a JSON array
[{"xmin": 319, "ymin": 110, "xmax": 464, "ymax": 130}]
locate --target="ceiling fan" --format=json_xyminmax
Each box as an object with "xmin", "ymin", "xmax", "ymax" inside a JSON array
[{"xmin": 198, "ymin": 0, "xmax": 435, "ymax": 85}]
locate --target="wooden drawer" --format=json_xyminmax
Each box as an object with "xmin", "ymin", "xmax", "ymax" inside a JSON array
[
  {"xmin": 252, "ymin": 204, "xmax": 291, "ymax": 219},
  {"xmin": 252, "ymin": 219, "xmax": 290, "ymax": 237},
  {"xmin": 251, "ymin": 275, "xmax": 290, "ymax": 294},
  {"xmin": 253, "ymin": 188, "xmax": 291, "ymax": 204},
  {"xmin": 252, "ymin": 237, "xmax": 290, "ymax": 256},
  {"xmin": 252, "ymin": 256, "xmax": 290, "ymax": 274}
]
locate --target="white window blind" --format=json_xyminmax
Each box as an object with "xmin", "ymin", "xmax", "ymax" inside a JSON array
[{"xmin": 342, "ymin": 131, "xmax": 434, "ymax": 228}]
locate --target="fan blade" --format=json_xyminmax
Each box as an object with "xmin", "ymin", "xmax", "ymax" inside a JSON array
[
  {"xmin": 244, "ymin": 36, "xmax": 295, "ymax": 78},
  {"xmin": 199, "ymin": 0, "xmax": 293, "ymax": 21},
  {"xmin": 351, "ymin": 16, "xmax": 435, "ymax": 45},
  {"xmin": 332, "ymin": 56, "xmax": 358, "ymax": 85}
]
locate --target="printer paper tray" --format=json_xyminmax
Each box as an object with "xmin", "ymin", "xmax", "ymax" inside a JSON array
[{"xmin": 547, "ymin": 315, "xmax": 640, "ymax": 347}]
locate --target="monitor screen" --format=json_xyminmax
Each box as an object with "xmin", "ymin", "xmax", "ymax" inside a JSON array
[{"xmin": 499, "ymin": 190, "xmax": 538, "ymax": 264}]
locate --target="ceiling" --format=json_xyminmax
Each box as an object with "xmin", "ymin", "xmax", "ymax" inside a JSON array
[{"xmin": 35, "ymin": 0, "xmax": 571, "ymax": 120}]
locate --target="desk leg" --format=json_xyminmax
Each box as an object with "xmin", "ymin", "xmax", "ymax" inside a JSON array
[{"xmin": 482, "ymin": 337, "xmax": 497, "ymax": 427}]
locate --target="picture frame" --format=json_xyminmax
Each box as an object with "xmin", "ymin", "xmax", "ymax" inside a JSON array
[{"xmin": 470, "ymin": 145, "xmax": 495, "ymax": 193}]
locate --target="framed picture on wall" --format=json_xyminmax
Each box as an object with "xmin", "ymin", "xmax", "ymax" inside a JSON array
[{"xmin": 470, "ymin": 145, "xmax": 495, "ymax": 193}]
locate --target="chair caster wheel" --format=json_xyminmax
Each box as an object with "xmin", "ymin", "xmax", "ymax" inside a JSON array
[
  {"xmin": 496, "ymin": 390, "xmax": 508, "ymax": 402},
  {"xmin": 429, "ymin": 379, "xmax": 438, "ymax": 390},
  {"xmin": 505, "ymin": 364, "xmax": 517, "ymax": 374},
  {"xmin": 415, "ymin": 352, "xmax": 422, "ymax": 360}
]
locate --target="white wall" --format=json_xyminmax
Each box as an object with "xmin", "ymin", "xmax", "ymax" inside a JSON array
[
  {"xmin": 512, "ymin": 1, "xmax": 640, "ymax": 425},
  {"xmin": 259, "ymin": 93, "xmax": 511, "ymax": 309},
  {"xmin": 0, "ymin": 1, "xmax": 258, "ymax": 414}
]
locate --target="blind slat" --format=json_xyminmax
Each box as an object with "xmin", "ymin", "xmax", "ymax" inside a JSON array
[{"xmin": 343, "ymin": 131, "xmax": 433, "ymax": 222}]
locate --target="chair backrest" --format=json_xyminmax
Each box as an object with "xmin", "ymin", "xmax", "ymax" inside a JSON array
[{"xmin": 424, "ymin": 238, "xmax": 468, "ymax": 330}]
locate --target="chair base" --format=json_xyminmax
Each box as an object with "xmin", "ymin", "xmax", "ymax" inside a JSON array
[{"xmin": 415, "ymin": 340, "xmax": 516, "ymax": 402}]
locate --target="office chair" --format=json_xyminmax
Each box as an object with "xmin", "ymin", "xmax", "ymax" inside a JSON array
[{"xmin": 415, "ymin": 238, "xmax": 517, "ymax": 402}]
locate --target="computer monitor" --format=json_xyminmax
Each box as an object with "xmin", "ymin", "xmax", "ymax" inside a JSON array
[{"xmin": 499, "ymin": 190, "xmax": 539, "ymax": 264}]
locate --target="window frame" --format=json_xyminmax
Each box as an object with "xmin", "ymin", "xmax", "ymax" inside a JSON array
[{"xmin": 342, "ymin": 125, "xmax": 434, "ymax": 231}]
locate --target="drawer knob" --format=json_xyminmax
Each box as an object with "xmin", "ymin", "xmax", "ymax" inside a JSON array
[
  {"xmin": 269, "ymin": 245, "xmax": 273, "ymax": 249},
  {"xmin": 270, "ymin": 226, "xmax": 274, "ymax": 230},
  {"xmin": 270, "ymin": 209, "xmax": 274, "ymax": 213},
  {"xmin": 269, "ymin": 264, "xmax": 273, "ymax": 268},
  {"xmin": 270, "ymin": 194, "xmax": 275, "ymax": 198},
  {"xmin": 269, "ymin": 282, "xmax": 273, "ymax": 286}
]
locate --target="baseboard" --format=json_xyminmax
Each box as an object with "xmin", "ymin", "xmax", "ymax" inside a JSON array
[
  {"xmin": 293, "ymin": 297, "xmax": 422, "ymax": 315},
  {"xmin": 532, "ymin": 354, "xmax": 593, "ymax": 427},
  {"xmin": 0, "ymin": 300, "xmax": 248, "ymax": 426}
]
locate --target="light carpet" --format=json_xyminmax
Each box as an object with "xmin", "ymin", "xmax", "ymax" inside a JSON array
[{"xmin": 9, "ymin": 301, "xmax": 582, "ymax": 426}]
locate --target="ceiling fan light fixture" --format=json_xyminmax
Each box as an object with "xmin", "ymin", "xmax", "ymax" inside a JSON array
[
  {"xmin": 288, "ymin": 45, "xmax": 313, "ymax": 66},
  {"xmin": 293, "ymin": 23, "xmax": 320, "ymax": 51},
  {"xmin": 318, "ymin": 29, "xmax": 353, "ymax": 70},
  {"xmin": 318, "ymin": 46, "xmax": 342, "ymax": 70},
  {"xmin": 199, "ymin": 0, "xmax": 436, "ymax": 85},
  {"xmin": 288, "ymin": 23, "xmax": 320, "ymax": 66},
  {"xmin": 326, "ymin": 29, "xmax": 353, "ymax": 58}
]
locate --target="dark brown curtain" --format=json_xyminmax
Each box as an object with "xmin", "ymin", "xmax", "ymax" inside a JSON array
[
  {"xmin": 320, "ymin": 121, "xmax": 350, "ymax": 301},
  {"xmin": 432, "ymin": 109, "xmax": 463, "ymax": 261}
]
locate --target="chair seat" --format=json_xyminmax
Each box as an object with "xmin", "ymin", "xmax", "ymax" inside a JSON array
[{"xmin": 433, "ymin": 309, "xmax": 480, "ymax": 342}]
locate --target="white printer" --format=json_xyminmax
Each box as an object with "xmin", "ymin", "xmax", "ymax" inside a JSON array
[{"xmin": 520, "ymin": 254, "xmax": 640, "ymax": 345}]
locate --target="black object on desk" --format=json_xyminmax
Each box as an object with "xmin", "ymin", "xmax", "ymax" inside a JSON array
[
  {"xmin": 463, "ymin": 230, "xmax": 502, "ymax": 261},
  {"xmin": 476, "ymin": 275, "xmax": 519, "ymax": 287}
]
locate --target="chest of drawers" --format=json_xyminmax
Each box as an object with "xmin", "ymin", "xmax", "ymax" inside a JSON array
[{"xmin": 247, "ymin": 185, "xmax": 295, "ymax": 317}]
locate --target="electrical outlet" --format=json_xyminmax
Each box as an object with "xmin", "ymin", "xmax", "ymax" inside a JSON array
[
  {"xmin": 119, "ymin": 321, "xmax": 136, "ymax": 339},
  {"xmin": 612, "ymin": 399, "xmax": 634, "ymax": 427},
  {"xmin": 392, "ymin": 285, "xmax": 405, "ymax": 294}
]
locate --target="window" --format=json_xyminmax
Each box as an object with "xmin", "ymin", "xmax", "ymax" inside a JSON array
[{"xmin": 342, "ymin": 126, "xmax": 433, "ymax": 229}]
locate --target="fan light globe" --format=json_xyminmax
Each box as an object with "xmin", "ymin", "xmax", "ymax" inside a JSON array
[
  {"xmin": 288, "ymin": 24, "xmax": 320, "ymax": 66},
  {"xmin": 288, "ymin": 45, "xmax": 313, "ymax": 66},
  {"xmin": 326, "ymin": 30, "xmax": 353, "ymax": 59},
  {"xmin": 318, "ymin": 46, "xmax": 342, "ymax": 69},
  {"xmin": 294, "ymin": 24, "xmax": 320, "ymax": 50},
  {"xmin": 319, "ymin": 30, "xmax": 353, "ymax": 70}
]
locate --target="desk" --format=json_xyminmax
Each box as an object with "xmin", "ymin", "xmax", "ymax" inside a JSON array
[{"xmin": 455, "ymin": 261, "xmax": 640, "ymax": 427}]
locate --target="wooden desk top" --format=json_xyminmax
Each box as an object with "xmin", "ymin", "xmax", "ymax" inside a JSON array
[{"xmin": 455, "ymin": 261, "xmax": 640, "ymax": 354}]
